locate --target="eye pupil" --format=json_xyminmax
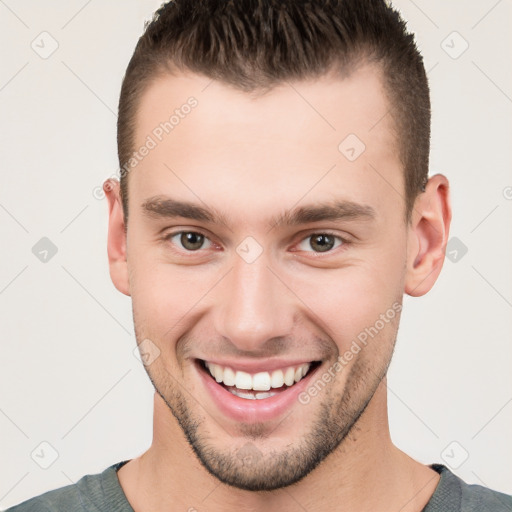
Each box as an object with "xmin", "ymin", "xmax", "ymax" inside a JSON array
[
  {"xmin": 181, "ymin": 232, "xmax": 204, "ymax": 251},
  {"xmin": 310, "ymin": 234, "xmax": 335, "ymax": 252}
]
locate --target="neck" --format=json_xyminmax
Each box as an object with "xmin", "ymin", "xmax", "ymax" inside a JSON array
[{"xmin": 117, "ymin": 379, "xmax": 439, "ymax": 512}]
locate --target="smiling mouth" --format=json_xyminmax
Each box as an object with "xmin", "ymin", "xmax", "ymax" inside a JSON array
[{"xmin": 196, "ymin": 359, "xmax": 322, "ymax": 400}]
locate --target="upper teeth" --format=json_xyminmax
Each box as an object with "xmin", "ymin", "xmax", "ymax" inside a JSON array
[{"xmin": 204, "ymin": 361, "xmax": 312, "ymax": 391}]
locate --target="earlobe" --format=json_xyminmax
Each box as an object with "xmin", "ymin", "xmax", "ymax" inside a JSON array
[
  {"xmin": 405, "ymin": 174, "xmax": 452, "ymax": 297},
  {"xmin": 104, "ymin": 178, "xmax": 131, "ymax": 296}
]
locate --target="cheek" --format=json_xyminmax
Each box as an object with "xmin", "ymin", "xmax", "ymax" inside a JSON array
[
  {"xmin": 289, "ymin": 247, "xmax": 406, "ymax": 351},
  {"xmin": 129, "ymin": 247, "xmax": 218, "ymax": 337}
]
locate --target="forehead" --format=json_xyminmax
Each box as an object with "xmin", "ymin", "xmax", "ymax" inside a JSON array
[{"xmin": 128, "ymin": 64, "xmax": 402, "ymax": 225}]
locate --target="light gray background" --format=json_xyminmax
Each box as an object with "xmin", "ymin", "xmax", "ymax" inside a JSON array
[{"xmin": 1, "ymin": 0, "xmax": 511, "ymax": 509}]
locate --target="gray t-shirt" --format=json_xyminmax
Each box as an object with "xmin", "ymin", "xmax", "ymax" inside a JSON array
[{"xmin": 5, "ymin": 461, "xmax": 512, "ymax": 511}]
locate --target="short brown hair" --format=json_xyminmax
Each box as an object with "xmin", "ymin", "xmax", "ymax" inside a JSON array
[{"xmin": 117, "ymin": 0, "xmax": 430, "ymax": 223}]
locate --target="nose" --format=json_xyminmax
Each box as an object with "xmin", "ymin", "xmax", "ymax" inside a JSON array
[{"xmin": 212, "ymin": 251, "xmax": 296, "ymax": 352}]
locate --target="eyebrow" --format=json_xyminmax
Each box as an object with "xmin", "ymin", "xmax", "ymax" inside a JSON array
[{"xmin": 141, "ymin": 195, "xmax": 376, "ymax": 228}]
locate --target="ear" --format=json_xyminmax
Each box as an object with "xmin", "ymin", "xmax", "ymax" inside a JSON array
[
  {"xmin": 104, "ymin": 178, "xmax": 130, "ymax": 296},
  {"xmin": 405, "ymin": 174, "xmax": 452, "ymax": 297}
]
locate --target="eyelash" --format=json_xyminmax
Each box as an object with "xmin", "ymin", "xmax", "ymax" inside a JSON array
[{"xmin": 162, "ymin": 230, "xmax": 349, "ymax": 256}]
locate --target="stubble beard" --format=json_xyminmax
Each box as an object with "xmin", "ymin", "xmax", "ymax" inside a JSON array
[{"xmin": 140, "ymin": 336, "xmax": 396, "ymax": 492}]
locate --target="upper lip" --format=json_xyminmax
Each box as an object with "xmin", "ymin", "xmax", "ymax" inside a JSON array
[{"xmin": 198, "ymin": 358, "xmax": 320, "ymax": 374}]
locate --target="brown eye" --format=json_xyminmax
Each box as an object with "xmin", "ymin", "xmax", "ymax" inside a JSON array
[
  {"xmin": 297, "ymin": 233, "xmax": 343, "ymax": 253},
  {"xmin": 167, "ymin": 231, "xmax": 212, "ymax": 251}
]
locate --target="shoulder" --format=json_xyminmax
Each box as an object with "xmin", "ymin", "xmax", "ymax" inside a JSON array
[
  {"xmin": 459, "ymin": 478, "xmax": 512, "ymax": 511},
  {"xmin": 425, "ymin": 464, "xmax": 512, "ymax": 512},
  {"xmin": 3, "ymin": 461, "xmax": 130, "ymax": 512},
  {"xmin": 3, "ymin": 478, "xmax": 89, "ymax": 512},
  {"xmin": 3, "ymin": 483, "xmax": 77, "ymax": 512}
]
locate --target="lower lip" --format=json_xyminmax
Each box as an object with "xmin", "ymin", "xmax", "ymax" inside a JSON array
[{"xmin": 195, "ymin": 360, "xmax": 320, "ymax": 423}]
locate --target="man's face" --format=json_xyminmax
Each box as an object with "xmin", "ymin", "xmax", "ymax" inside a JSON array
[{"xmin": 124, "ymin": 64, "xmax": 409, "ymax": 490}]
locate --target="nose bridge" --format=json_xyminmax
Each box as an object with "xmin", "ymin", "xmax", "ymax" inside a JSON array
[{"xmin": 213, "ymin": 252, "xmax": 294, "ymax": 351}]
